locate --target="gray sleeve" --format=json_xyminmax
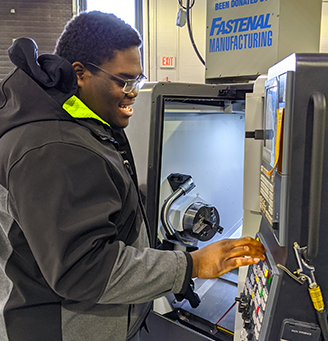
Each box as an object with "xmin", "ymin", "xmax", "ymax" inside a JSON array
[{"xmin": 97, "ymin": 242, "xmax": 189, "ymax": 305}]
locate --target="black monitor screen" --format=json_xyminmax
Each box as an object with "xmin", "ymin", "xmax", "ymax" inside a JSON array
[{"xmin": 263, "ymin": 79, "xmax": 278, "ymax": 168}]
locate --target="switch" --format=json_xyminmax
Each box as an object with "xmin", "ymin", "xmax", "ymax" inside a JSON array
[{"xmin": 272, "ymin": 220, "xmax": 279, "ymax": 230}]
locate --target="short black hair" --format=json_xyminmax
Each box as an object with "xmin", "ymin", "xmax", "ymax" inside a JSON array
[{"xmin": 54, "ymin": 11, "xmax": 142, "ymax": 67}]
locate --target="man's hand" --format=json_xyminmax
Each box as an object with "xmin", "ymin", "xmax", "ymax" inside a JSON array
[{"xmin": 190, "ymin": 236, "xmax": 266, "ymax": 279}]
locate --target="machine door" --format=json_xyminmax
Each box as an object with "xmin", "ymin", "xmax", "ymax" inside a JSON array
[{"xmin": 128, "ymin": 82, "xmax": 253, "ymax": 340}]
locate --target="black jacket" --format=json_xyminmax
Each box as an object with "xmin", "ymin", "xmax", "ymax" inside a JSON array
[{"xmin": 0, "ymin": 38, "xmax": 192, "ymax": 341}]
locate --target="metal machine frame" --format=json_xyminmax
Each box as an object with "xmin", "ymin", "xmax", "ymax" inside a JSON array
[{"xmin": 236, "ymin": 53, "xmax": 328, "ymax": 341}]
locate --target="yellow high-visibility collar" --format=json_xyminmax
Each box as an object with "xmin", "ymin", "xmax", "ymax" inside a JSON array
[{"xmin": 63, "ymin": 95, "xmax": 110, "ymax": 127}]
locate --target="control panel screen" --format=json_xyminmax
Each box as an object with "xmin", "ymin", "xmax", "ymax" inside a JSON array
[{"xmin": 263, "ymin": 79, "xmax": 278, "ymax": 168}]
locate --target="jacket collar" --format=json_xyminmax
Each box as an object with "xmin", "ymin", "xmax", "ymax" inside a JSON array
[{"xmin": 63, "ymin": 95, "xmax": 111, "ymax": 128}]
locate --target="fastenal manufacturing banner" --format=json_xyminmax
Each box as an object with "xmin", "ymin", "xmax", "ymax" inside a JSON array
[{"xmin": 205, "ymin": 0, "xmax": 279, "ymax": 80}]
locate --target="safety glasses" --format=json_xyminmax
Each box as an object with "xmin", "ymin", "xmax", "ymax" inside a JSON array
[{"xmin": 86, "ymin": 62, "xmax": 147, "ymax": 94}]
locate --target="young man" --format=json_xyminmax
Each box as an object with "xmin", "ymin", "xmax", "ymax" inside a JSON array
[{"xmin": 0, "ymin": 11, "xmax": 265, "ymax": 341}]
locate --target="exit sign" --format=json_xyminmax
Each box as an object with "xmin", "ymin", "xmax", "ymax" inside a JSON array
[{"xmin": 160, "ymin": 56, "xmax": 176, "ymax": 68}]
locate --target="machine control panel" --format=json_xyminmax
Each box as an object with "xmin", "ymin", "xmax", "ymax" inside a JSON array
[
  {"xmin": 238, "ymin": 54, "xmax": 328, "ymax": 341},
  {"xmin": 236, "ymin": 236, "xmax": 281, "ymax": 341},
  {"xmin": 238, "ymin": 261, "xmax": 272, "ymax": 340}
]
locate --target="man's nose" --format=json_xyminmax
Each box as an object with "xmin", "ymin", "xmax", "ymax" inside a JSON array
[{"xmin": 127, "ymin": 87, "xmax": 139, "ymax": 98}]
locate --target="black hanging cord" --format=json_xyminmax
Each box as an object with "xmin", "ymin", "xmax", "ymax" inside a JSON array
[
  {"xmin": 185, "ymin": 0, "xmax": 205, "ymax": 66},
  {"xmin": 178, "ymin": 0, "xmax": 195, "ymax": 9}
]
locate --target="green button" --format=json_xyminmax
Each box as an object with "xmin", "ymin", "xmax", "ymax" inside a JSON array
[{"xmin": 268, "ymin": 276, "xmax": 272, "ymax": 285}]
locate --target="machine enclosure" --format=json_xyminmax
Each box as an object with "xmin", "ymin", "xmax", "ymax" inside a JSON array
[{"xmin": 236, "ymin": 53, "xmax": 328, "ymax": 341}]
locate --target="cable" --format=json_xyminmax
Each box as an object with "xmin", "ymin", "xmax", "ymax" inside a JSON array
[
  {"xmin": 317, "ymin": 310, "xmax": 328, "ymax": 341},
  {"xmin": 178, "ymin": 0, "xmax": 195, "ymax": 10},
  {"xmin": 293, "ymin": 244, "xmax": 328, "ymax": 340},
  {"xmin": 184, "ymin": 0, "xmax": 206, "ymax": 66},
  {"xmin": 308, "ymin": 284, "xmax": 328, "ymax": 341},
  {"xmin": 216, "ymin": 301, "xmax": 236, "ymax": 325}
]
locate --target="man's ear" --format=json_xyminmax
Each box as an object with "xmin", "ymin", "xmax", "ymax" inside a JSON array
[{"xmin": 72, "ymin": 61, "xmax": 87, "ymax": 87}]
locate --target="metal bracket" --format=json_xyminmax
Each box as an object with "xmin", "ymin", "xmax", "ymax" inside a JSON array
[{"xmin": 293, "ymin": 242, "xmax": 317, "ymax": 285}]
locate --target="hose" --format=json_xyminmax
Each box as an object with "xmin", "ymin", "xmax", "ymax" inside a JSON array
[
  {"xmin": 317, "ymin": 310, "xmax": 328, "ymax": 341},
  {"xmin": 186, "ymin": 0, "xmax": 205, "ymax": 66},
  {"xmin": 160, "ymin": 177, "xmax": 195, "ymax": 239},
  {"xmin": 308, "ymin": 284, "xmax": 328, "ymax": 340}
]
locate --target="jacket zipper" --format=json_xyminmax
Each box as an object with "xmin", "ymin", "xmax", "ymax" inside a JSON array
[{"xmin": 123, "ymin": 160, "xmax": 153, "ymax": 247}]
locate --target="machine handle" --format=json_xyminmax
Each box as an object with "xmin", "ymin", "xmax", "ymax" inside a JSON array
[{"xmin": 304, "ymin": 92, "xmax": 327, "ymax": 262}]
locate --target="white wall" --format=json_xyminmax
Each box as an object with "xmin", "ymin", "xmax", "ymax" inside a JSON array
[
  {"xmin": 143, "ymin": 0, "xmax": 206, "ymax": 83},
  {"xmin": 143, "ymin": 0, "xmax": 328, "ymax": 84},
  {"xmin": 321, "ymin": 1, "xmax": 328, "ymax": 52}
]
